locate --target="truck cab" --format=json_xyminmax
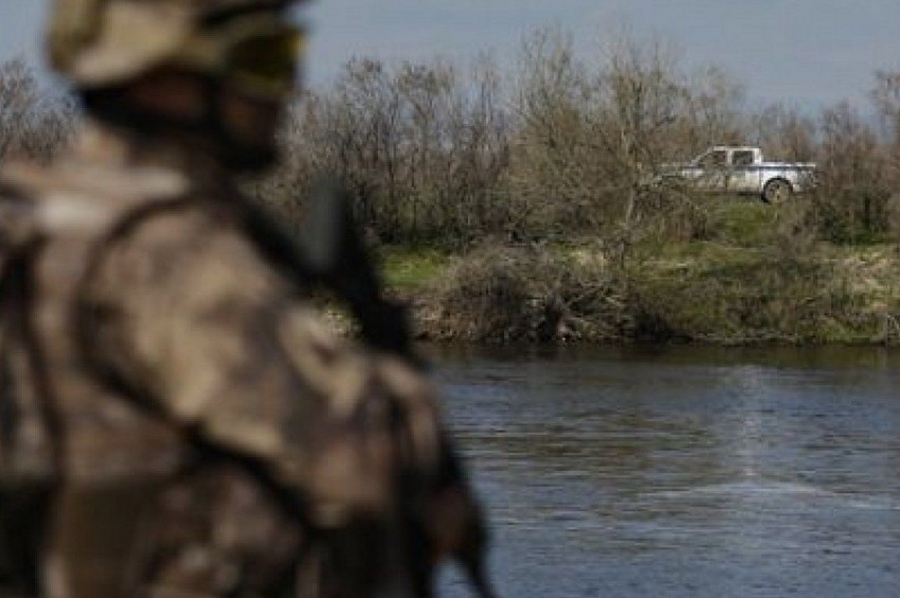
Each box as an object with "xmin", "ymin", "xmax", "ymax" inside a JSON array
[{"xmin": 675, "ymin": 146, "xmax": 816, "ymax": 203}]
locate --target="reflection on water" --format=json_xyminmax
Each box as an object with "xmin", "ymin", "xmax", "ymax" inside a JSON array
[{"xmin": 430, "ymin": 345, "xmax": 900, "ymax": 598}]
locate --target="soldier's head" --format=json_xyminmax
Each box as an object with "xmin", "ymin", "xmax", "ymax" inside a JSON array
[{"xmin": 47, "ymin": 0, "xmax": 307, "ymax": 169}]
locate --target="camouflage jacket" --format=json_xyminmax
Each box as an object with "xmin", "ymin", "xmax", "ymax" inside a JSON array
[{"xmin": 0, "ymin": 122, "xmax": 485, "ymax": 597}]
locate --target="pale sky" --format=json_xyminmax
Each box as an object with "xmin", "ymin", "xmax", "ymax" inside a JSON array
[{"xmin": 2, "ymin": 0, "xmax": 900, "ymax": 109}]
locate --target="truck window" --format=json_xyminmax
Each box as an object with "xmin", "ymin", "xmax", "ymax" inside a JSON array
[
  {"xmin": 732, "ymin": 150, "xmax": 754, "ymax": 166},
  {"xmin": 698, "ymin": 150, "xmax": 727, "ymax": 168}
]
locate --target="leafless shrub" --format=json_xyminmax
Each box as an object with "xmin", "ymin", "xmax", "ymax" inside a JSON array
[
  {"xmin": 425, "ymin": 242, "xmax": 627, "ymax": 342},
  {"xmin": 0, "ymin": 57, "xmax": 77, "ymax": 165},
  {"xmin": 254, "ymin": 25, "xmax": 900, "ymax": 254},
  {"xmin": 505, "ymin": 26, "xmax": 747, "ymax": 249},
  {"xmin": 750, "ymin": 103, "xmax": 817, "ymax": 162},
  {"xmin": 272, "ymin": 57, "xmax": 511, "ymax": 246},
  {"xmin": 807, "ymin": 101, "xmax": 892, "ymax": 243},
  {"xmin": 504, "ymin": 27, "xmax": 595, "ymax": 238}
]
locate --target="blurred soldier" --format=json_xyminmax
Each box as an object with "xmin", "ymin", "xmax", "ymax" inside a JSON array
[{"xmin": 0, "ymin": 1, "xmax": 490, "ymax": 596}]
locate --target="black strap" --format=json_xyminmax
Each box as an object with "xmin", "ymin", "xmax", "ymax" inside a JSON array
[{"xmin": 0, "ymin": 233, "xmax": 61, "ymax": 595}]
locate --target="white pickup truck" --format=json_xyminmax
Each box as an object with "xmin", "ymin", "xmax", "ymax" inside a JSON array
[{"xmin": 663, "ymin": 146, "xmax": 817, "ymax": 203}]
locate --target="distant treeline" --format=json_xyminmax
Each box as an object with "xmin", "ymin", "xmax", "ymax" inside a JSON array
[
  {"xmin": 260, "ymin": 27, "xmax": 900, "ymax": 250},
  {"xmin": 7, "ymin": 29, "xmax": 900, "ymax": 344},
  {"xmin": 6, "ymin": 27, "xmax": 900, "ymax": 248}
]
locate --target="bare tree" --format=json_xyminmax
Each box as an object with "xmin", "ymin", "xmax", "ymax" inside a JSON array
[
  {"xmin": 507, "ymin": 25, "xmax": 746, "ymax": 247},
  {"xmin": 870, "ymin": 70, "xmax": 900, "ymax": 146},
  {"xmin": 0, "ymin": 58, "xmax": 75, "ymax": 162},
  {"xmin": 274, "ymin": 56, "xmax": 512, "ymax": 245},
  {"xmin": 677, "ymin": 65, "xmax": 747, "ymax": 154},
  {"xmin": 590, "ymin": 28, "xmax": 689, "ymax": 247},
  {"xmin": 812, "ymin": 101, "xmax": 891, "ymax": 242},
  {"xmin": 750, "ymin": 103, "xmax": 817, "ymax": 162},
  {"xmin": 507, "ymin": 26, "xmax": 601, "ymax": 237},
  {"xmin": 0, "ymin": 57, "xmax": 77, "ymax": 165}
]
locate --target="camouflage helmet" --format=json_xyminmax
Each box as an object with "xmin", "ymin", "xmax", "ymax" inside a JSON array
[{"xmin": 47, "ymin": 0, "xmax": 305, "ymax": 95}]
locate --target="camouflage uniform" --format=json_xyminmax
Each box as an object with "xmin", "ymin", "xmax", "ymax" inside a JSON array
[{"xmin": 0, "ymin": 1, "xmax": 488, "ymax": 597}]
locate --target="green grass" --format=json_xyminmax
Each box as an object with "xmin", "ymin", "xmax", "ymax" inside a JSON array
[
  {"xmin": 378, "ymin": 246, "xmax": 452, "ymax": 292},
  {"xmin": 371, "ymin": 199, "xmax": 900, "ymax": 344},
  {"xmin": 705, "ymin": 197, "xmax": 781, "ymax": 246}
]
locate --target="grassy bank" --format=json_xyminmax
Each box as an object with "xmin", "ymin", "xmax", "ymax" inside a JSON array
[{"xmin": 376, "ymin": 198, "xmax": 900, "ymax": 345}]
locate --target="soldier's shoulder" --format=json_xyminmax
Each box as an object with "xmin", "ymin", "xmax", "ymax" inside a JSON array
[
  {"xmin": 0, "ymin": 160, "xmax": 45, "ymax": 250},
  {"xmin": 1, "ymin": 155, "xmax": 191, "ymax": 237},
  {"xmin": 90, "ymin": 188, "xmax": 293, "ymax": 310},
  {"xmin": 3, "ymin": 155, "xmax": 188, "ymax": 204},
  {"xmin": 0, "ymin": 159, "xmax": 47, "ymax": 203}
]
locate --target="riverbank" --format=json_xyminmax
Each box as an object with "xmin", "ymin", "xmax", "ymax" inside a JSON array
[{"xmin": 374, "ymin": 200, "xmax": 900, "ymax": 346}]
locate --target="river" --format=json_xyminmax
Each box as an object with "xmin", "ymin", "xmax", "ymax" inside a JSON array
[{"xmin": 429, "ymin": 345, "xmax": 900, "ymax": 598}]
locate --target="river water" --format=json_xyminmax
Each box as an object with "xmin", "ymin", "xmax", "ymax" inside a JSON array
[{"xmin": 429, "ymin": 345, "xmax": 900, "ymax": 598}]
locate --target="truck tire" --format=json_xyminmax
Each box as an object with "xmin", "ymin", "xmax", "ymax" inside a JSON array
[{"xmin": 762, "ymin": 179, "xmax": 792, "ymax": 204}]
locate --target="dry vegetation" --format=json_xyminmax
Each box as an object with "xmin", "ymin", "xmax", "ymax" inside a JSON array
[
  {"xmin": 0, "ymin": 57, "xmax": 77, "ymax": 165},
  {"xmin": 8, "ymin": 26, "xmax": 900, "ymax": 344}
]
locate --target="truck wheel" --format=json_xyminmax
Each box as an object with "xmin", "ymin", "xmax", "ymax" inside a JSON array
[{"xmin": 762, "ymin": 179, "xmax": 792, "ymax": 204}]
